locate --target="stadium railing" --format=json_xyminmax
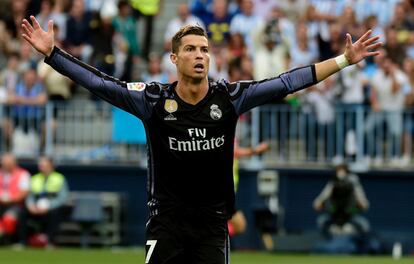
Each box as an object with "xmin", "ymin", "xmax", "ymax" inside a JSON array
[
  {"xmin": 0, "ymin": 101, "xmax": 412, "ymax": 169},
  {"xmin": 245, "ymin": 105, "xmax": 413, "ymax": 169}
]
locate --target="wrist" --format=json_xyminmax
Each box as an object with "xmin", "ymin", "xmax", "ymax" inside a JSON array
[{"xmin": 335, "ymin": 54, "xmax": 350, "ymax": 70}]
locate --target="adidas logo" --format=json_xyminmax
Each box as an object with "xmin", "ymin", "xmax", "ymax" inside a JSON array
[{"xmin": 164, "ymin": 114, "xmax": 177, "ymax": 121}]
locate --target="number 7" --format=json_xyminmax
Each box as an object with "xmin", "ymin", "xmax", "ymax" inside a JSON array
[{"xmin": 145, "ymin": 240, "xmax": 157, "ymax": 263}]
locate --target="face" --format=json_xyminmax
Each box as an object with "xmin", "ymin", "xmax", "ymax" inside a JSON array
[
  {"xmin": 178, "ymin": 4, "xmax": 189, "ymax": 20},
  {"xmin": 148, "ymin": 56, "xmax": 161, "ymax": 74},
  {"xmin": 336, "ymin": 168, "xmax": 347, "ymax": 180},
  {"xmin": 170, "ymin": 34, "xmax": 210, "ymax": 81},
  {"xmin": 241, "ymin": 0, "xmax": 253, "ymax": 16},
  {"xmin": 71, "ymin": 0, "xmax": 85, "ymax": 17},
  {"xmin": 213, "ymin": 0, "xmax": 227, "ymax": 18},
  {"xmin": 8, "ymin": 56, "xmax": 19, "ymax": 70},
  {"xmin": 1, "ymin": 154, "xmax": 16, "ymax": 172},
  {"xmin": 24, "ymin": 69, "xmax": 37, "ymax": 88},
  {"xmin": 38, "ymin": 158, "xmax": 53, "ymax": 175}
]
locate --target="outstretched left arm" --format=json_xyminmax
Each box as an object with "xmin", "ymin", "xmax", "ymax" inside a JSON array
[
  {"xmin": 229, "ymin": 30, "xmax": 381, "ymax": 115},
  {"xmin": 315, "ymin": 30, "xmax": 381, "ymax": 82}
]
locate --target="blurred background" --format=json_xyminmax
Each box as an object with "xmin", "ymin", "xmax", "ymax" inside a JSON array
[{"xmin": 0, "ymin": 0, "xmax": 413, "ymax": 259}]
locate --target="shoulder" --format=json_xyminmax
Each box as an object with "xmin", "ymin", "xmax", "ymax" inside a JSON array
[
  {"xmin": 210, "ymin": 79, "xmax": 235, "ymax": 97},
  {"xmin": 16, "ymin": 167, "xmax": 30, "ymax": 176},
  {"xmin": 214, "ymin": 79, "xmax": 256, "ymax": 100},
  {"xmin": 31, "ymin": 172, "xmax": 42, "ymax": 179},
  {"xmin": 52, "ymin": 171, "xmax": 65, "ymax": 178},
  {"xmin": 126, "ymin": 81, "xmax": 169, "ymax": 100},
  {"xmin": 347, "ymin": 174, "xmax": 360, "ymax": 184}
]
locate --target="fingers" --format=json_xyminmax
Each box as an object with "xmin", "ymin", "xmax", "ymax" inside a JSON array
[
  {"xmin": 358, "ymin": 29, "xmax": 372, "ymax": 43},
  {"xmin": 21, "ymin": 34, "xmax": 33, "ymax": 45},
  {"xmin": 21, "ymin": 24, "xmax": 33, "ymax": 37},
  {"xmin": 22, "ymin": 19, "xmax": 34, "ymax": 33},
  {"xmin": 363, "ymin": 35, "xmax": 380, "ymax": 46},
  {"xmin": 366, "ymin": 42, "xmax": 382, "ymax": 51},
  {"xmin": 345, "ymin": 33, "xmax": 352, "ymax": 47},
  {"xmin": 47, "ymin": 19, "xmax": 54, "ymax": 33},
  {"xmin": 365, "ymin": 51, "xmax": 380, "ymax": 57},
  {"xmin": 30, "ymin": 15, "xmax": 41, "ymax": 30}
]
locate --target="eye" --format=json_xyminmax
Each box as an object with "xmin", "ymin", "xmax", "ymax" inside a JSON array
[
  {"xmin": 202, "ymin": 48, "xmax": 209, "ymax": 53},
  {"xmin": 186, "ymin": 46, "xmax": 193, "ymax": 52}
]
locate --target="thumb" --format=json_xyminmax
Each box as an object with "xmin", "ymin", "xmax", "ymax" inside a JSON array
[
  {"xmin": 47, "ymin": 20, "xmax": 54, "ymax": 33},
  {"xmin": 345, "ymin": 33, "xmax": 352, "ymax": 48}
]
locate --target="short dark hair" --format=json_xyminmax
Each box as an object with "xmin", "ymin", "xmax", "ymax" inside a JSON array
[
  {"xmin": 40, "ymin": 155, "xmax": 55, "ymax": 167},
  {"xmin": 171, "ymin": 25, "xmax": 207, "ymax": 54}
]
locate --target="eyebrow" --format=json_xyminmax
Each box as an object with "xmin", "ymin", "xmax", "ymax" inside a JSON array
[{"xmin": 183, "ymin": 44, "xmax": 209, "ymax": 49}]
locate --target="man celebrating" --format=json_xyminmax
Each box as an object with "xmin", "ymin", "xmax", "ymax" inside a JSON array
[{"xmin": 21, "ymin": 16, "xmax": 380, "ymax": 263}]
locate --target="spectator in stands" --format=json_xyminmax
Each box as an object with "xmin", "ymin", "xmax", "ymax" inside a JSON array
[
  {"xmin": 365, "ymin": 50, "xmax": 410, "ymax": 165},
  {"xmin": 17, "ymin": 41, "xmax": 38, "ymax": 74},
  {"xmin": 229, "ymin": 0, "xmax": 263, "ymax": 56},
  {"xmin": 201, "ymin": 0, "xmax": 233, "ymax": 49},
  {"xmin": 252, "ymin": 9, "xmax": 289, "ymax": 80},
  {"xmin": 313, "ymin": 163, "xmax": 370, "ymax": 238},
  {"xmin": 210, "ymin": 48, "xmax": 229, "ymax": 81},
  {"xmin": 0, "ymin": 52, "xmax": 21, "ymax": 151},
  {"xmin": 401, "ymin": 57, "xmax": 414, "ymax": 165},
  {"xmin": 129, "ymin": 0, "xmax": 163, "ymax": 60},
  {"xmin": 164, "ymin": 3, "xmax": 205, "ymax": 46},
  {"xmin": 384, "ymin": 27, "xmax": 407, "ymax": 66},
  {"xmin": 0, "ymin": 153, "xmax": 30, "ymax": 244},
  {"xmin": 278, "ymin": 0, "xmax": 308, "ymax": 21},
  {"xmin": 363, "ymin": 15, "xmax": 386, "ymax": 46},
  {"xmin": 112, "ymin": 0, "xmax": 140, "ymax": 80},
  {"xmin": 353, "ymin": 0, "xmax": 398, "ymax": 27},
  {"xmin": 251, "ymin": 0, "xmax": 278, "ymax": 20},
  {"xmin": 289, "ymin": 21, "xmax": 319, "ymax": 68},
  {"xmin": 9, "ymin": 66, "xmax": 47, "ymax": 156},
  {"xmin": 0, "ymin": 52, "xmax": 20, "ymax": 101},
  {"xmin": 142, "ymin": 52, "xmax": 169, "ymax": 83},
  {"xmin": 334, "ymin": 62, "xmax": 369, "ymax": 161},
  {"xmin": 0, "ymin": 20, "xmax": 13, "ymax": 69},
  {"xmin": 89, "ymin": 10, "xmax": 116, "ymax": 76},
  {"xmin": 309, "ymin": 0, "xmax": 346, "ymax": 22},
  {"xmin": 289, "ymin": 21, "xmax": 318, "ymax": 112},
  {"xmin": 226, "ymin": 32, "xmax": 248, "ymax": 62},
  {"xmin": 35, "ymin": 0, "xmax": 67, "ymax": 41},
  {"xmin": 4, "ymin": 0, "xmax": 30, "ymax": 41},
  {"xmin": 65, "ymin": 0, "xmax": 93, "ymax": 62},
  {"xmin": 301, "ymin": 5, "xmax": 332, "ymax": 62},
  {"xmin": 37, "ymin": 24, "xmax": 72, "ymax": 101},
  {"xmin": 24, "ymin": 156, "xmax": 68, "ymax": 247},
  {"xmin": 389, "ymin": 1, "xmax": 414, "ymax": 38},
  {"xmin": 304, "ymin": 76, "xmax": 337, "ymax": 160},
  {"xmin": 338, "ymin": 6, "xmax": 363, "ymax": 39}
]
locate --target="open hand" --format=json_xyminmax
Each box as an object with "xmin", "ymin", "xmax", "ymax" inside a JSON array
[
  {"xmin": 21, "ymin": 16, "xmax": 54, "ymax": 57},
  {"xmin": 344, "ymin": 30, "xmax": 382, "ymax": 65}
]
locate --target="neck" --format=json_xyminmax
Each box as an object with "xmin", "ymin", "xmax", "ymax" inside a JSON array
[{"xmin": 176, "ymin": 76, "xmax": 209, "ymax": 105}]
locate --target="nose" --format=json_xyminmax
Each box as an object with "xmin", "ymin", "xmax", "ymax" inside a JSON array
[{"xmin": 195, "ymin": 48, "xmax": 203, "ymax": 59}]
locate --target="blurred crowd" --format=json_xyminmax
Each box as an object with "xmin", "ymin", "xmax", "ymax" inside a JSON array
[
  {"xmin": 0, "ymin": 153, "xmax": 68, "ymax": 248},
  {"xmin": 0, "ymin": 0, "xmax": 414, "ymax": 164}
]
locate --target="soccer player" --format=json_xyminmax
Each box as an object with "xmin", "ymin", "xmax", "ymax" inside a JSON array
[{"xmin": 21, "ymin": 16, "xmax": 380, "ymax": 264}]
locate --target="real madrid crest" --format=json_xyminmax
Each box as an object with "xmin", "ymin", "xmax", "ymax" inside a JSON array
[
  {"xmin": 164, "ymin": 99, "xmax": 178, "ymax": 113},
  {"xmin": 210, "ymin": 104, "xmax": 222, "ymax": 120}
]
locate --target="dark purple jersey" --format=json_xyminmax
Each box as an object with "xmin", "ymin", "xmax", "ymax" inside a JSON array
[{"xmin": 45, "ymin": 47, "xmax": 317, "ymax": 219}]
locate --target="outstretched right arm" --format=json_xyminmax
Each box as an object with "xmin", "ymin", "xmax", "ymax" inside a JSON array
[{"xmin": 21, "ymin": 16, "xmax": 156, "ymax": 120}]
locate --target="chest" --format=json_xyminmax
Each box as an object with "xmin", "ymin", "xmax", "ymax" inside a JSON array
[{"xmin": 148, "ymin": 93, "xmax": 238, "ymax": 148}]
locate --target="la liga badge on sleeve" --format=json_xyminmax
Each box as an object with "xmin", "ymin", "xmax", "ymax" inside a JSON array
[{"xmin": 127, "ymin": 82, "xmax": 146, "ymax": 92}]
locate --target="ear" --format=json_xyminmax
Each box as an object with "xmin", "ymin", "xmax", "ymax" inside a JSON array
[{"xmin": 170, "ymin": 53, "xmax": 177, "ymax": 65}]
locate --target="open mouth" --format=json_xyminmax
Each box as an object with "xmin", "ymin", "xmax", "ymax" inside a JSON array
[{"xmin": 194, "ymin": 63, "xmax": 204, "ymax": 71}]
